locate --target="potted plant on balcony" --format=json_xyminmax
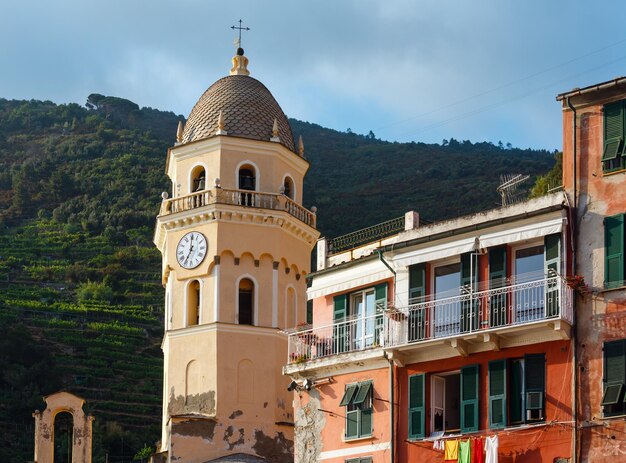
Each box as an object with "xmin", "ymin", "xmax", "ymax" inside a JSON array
[{"xmin": 565, "ymin": 274, "xmax": 590, "ymax": 300}]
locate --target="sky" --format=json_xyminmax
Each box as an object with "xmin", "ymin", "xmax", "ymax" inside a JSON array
[{"xmin": 2, "ymin": 0, "xmax": 626, "ymax": 150}]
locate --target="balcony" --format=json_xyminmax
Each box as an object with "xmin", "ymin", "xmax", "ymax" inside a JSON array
[
  {"xmin": 159, "ymin": 188, "xmax": 316, "ymax": 228},
  {"xmin": 286, "ymin": 276, "xmax": 573, "ymax": 367}
]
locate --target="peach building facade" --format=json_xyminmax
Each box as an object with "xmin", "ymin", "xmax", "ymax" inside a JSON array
[
  {"xmin": 154, "ymin": 49, "xmax": 318, "ymax": 463},
  {"xmin": 286, "ymin": 197, "xmax": 576, "ymax": 463},
  {"xmin": 557, "ymin": 78, "xmax": 626, "ymax": 461}
]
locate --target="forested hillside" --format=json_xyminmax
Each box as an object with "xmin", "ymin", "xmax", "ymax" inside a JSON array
[{"xmin": 0, "ymin": 95, "xmax": 557, "ymax": 462}]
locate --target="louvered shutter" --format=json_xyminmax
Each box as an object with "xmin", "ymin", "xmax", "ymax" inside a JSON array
[
  {"xmin": 603, "ymin": 101, "xmax": 624, "ymax": 162},
  {"xmin": 461, "ymin": 364, "xmax": 479, "ymax": 432},
  {"xmin": 524, "ymin": 354, "xmax": 545, "ymax": 415},
  {"xmin": 545, "ymin": 234, "xmax": 561, "ymax": 317},
  {"xmin": 460, "ymin": 253, "xmax": 478, "ymax": 333},
  {"xmin": 603, "ymin": 340, "xmax": 626, "ymax": 406},
  {"xmin": 489, "ymin": 360, "xmax": 507, "ymax": 429},
  {"xmin": 408, "ymin": 263, "xmax": 426, "ymax": 341},
  {"xmin": 374, "ymin": 284, "xmax": 387, "ymax": 345},
  {"xmin": 489, "ymin": 246, "xmax": 507, "ymax": 327},
  {"xmin": 605, "ymin": 214, "xmax": 625, "ymax": 289},
  {"xmin": 333, "ymin": 294, "xmax": 348, "ymax": 353},
  {"xmin": 408, "ymin": 374, "xmax": 425, "ymax": 438}
]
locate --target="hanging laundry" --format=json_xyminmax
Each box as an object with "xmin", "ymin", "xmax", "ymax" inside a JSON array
[
  {"xmin": 433, "ymin": 439, "xmax": 444, "ymax": 451},
  {"xmin": 472, "ymin": 437, "xmax": 484, "ymax": 463},
  {"xmin": 444, "ymin": 439, "xmax": 459, "ymax": 462},
  {"xmin": 485, "ymin": 435, "xmax": 499, "ymax": 463},
  {"xmin": 459, "ymin": 439, "xmax": 471, "ymax": 463}
]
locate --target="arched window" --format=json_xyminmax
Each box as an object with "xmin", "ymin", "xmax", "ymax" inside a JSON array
[
  {"xmin": 191, "ymin": 165, "xmax": 206, "ymax": 193},
  {"xmin": 283, "ymin": 176, "xmax": 294, "ymax": 200},
  {"xmin": 238, "ymin": 278, "xmax": 254, "ymax": 325},
  {"xmin": 54, "ymin": 411, "xmax": 73, "ymax": 463},
  {"xmin": 187, "ymin": 280, "xmax": 200, "ymax": 326},
  {"xmin": 238, "ymin": 167, "xmax": 256, "ymax": 191}
]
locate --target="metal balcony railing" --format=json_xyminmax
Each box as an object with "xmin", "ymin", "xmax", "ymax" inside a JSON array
[
  {"xmin": 159, "ymin": 188, "xmax": 316, "ymax": 228},
  {"xmin": 327, "ymin": 216, "xmax": 405, "ymax": 255},
  {"xmin": 286, "ymin": 276, "xmax": 573, "ymax": 365}
]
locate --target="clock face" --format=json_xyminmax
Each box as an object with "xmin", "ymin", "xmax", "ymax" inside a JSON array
[{"xmin": 176, "ymin": 231, "xmax": 207, "ymax": 269}]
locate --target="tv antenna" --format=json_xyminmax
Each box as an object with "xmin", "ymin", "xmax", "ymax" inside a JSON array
[{"xmin": 497, "ymin": 173, "xmax": 530, "ymax": 207}]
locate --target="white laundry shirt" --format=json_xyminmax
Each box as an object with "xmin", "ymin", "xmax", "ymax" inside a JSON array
[{"xmin": 485, "ymin": 435, "xmax": 499, "ymax": 463}]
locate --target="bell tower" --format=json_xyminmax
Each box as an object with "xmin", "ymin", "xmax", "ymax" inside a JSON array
[{"xmin": 154, "ymin": 47, "xmax": 319, "ymax": 462}]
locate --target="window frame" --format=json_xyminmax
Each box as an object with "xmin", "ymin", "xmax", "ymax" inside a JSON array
[
  {"xmin": 603, "ymin": 100, "xmax": 626, "ymax": 174},
  {"xmin": 603, "ymin": 339, "xmax": 626, "ymax": 417},
  {"xmin": 341, "ymin": 381, "xmax": 373, "ymax": 440}
]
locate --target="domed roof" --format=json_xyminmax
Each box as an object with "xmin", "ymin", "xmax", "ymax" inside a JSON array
[{"xmin": 181, "ymin": 74, "xmax": 295, "ymax": 152}]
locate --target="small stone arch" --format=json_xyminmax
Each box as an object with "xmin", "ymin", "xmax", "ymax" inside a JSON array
[
  {"xmin": 33, "ymin": 391, "xmax": 93, "ymax": 463},
  {"xmin": 282, "ymin": 173, "xmax": 296, "ymax": 201}
]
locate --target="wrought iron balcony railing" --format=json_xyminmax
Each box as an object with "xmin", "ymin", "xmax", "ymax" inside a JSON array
[
  {"xmin": 287, "ymin": 276, "xmax": 573, "ymax": 365},
  {"xmin": 327, "ymin": 216, "xmax": 405, "ymax": 255},
  {"xmin": 159, "ymin": 188, "xmax": 316, "ymax": 228}
]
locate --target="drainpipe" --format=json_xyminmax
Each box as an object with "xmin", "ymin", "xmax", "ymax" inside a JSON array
[
  {"xmin": 566, "ymin": 96, "xmax": 579, "ymax": 463},
  {"xmin": 385, "ymin": 353, "xmax": 395, "ymax": 463}
]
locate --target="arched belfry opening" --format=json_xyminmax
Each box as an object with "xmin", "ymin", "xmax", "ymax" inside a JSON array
[
  {"xmin": 238, "ymin": 165, "xmax": 256, "ymax": 207},
  {"xmin": 54, "ymin": 411, "xmax": 73, "ymax": 462},
  {"xmin": 33, "ymin": 392, "xmax": 93, "ymax": 463},
  {"xmin": 238, "ymin": 278, "xmax": 254, "ymax": 325},
  {"xmin": 283, "ymin": 176, "xmax": 294, "ymax": 200},
  {"xmin": 187, "ymin": 280, "xmax": 200, "ymax": 326},
  {"xmin": 191, "ymin": 165, "xmax": 206, "ymax": 193}
]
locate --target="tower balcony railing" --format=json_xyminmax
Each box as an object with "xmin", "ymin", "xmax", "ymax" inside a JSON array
[
  {"xmin": 286, "ymin": 276, "xmax": 573, "ymax": 365},
  {"xmin": 159, "ymin": 188, "xmax": 316, "ymax": 228}
]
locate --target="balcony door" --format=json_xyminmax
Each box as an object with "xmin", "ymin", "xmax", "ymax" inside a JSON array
[
  {"xmin": 513, "ymin": 245, "xmax": 544, "ymax": 323},
  {"xmin": 433, "ymin": 262, "xmax": 461, "ymax": 338},
  {"xmin": 350, "ymin": 289, "xmax": 377, "ymax": 349}
]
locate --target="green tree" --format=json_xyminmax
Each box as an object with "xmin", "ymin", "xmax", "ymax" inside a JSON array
[{"xmin": 529, "ymin": 152, "xmax": 563, "ymax": 198}]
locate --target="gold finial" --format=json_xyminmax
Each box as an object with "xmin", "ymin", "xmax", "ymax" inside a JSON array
[
  {"xmin": 230, "ymin": 52, "xmax": 250, "ymax": 76},
  {"xmin": 216, "ymin": 111, "xmax": 227, "ymax": 135},
  {"xmin": 176, "ymin": 120, "xmax": 183, "ymax": 143},
  {"xmin": 298, "ymin": 135, "xmax": 305, "ymax": 156},
  {"xmin": 270, "ymin": 118, "xmax": 280, "ymax": 142}
]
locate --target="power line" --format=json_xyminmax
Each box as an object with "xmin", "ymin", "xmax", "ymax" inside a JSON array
[
  {"xmin": 395, "ymin": 53, "xmax": 626, "ymax": 140},
  {"xmin": 374, "ymin": 36, "xmax": 626, "ymax": 135}
]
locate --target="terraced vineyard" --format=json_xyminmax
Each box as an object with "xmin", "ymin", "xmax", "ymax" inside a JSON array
[{"xmin": 0, "ymin": 220, "xmax": 164, "ymax": 462}]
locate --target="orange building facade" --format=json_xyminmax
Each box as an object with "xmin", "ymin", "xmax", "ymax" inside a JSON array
[
  {"xmin": 285, "ymin": 196, "xmax": 576, "ymax": 463},
  {"xmin": 557, "ymin": 78, "xmax": 626, "ymax": 460}
]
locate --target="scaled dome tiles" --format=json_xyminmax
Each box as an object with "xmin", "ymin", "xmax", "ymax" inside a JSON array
[{"xmin": 182, "ymin": 75, "xmax": 296, "ymax": 152}]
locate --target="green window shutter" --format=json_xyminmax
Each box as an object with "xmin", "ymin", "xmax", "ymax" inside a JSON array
[
  {"xmin": 374, "ymin": 283, "xmax": 387, "ymax": 311},
  {"xmin": 306, "ymin": 299, "xmax": 313, "ymax": 324},
  {"xmin": 460, "ymin": 364, "xmax": 479, "ymax": 432},
  {"xmin": 460, "ymin": 253, "xmax": 478, "ymax": 333},
  {"xmin": 346, "ymin": 409, "xmax": 359, "ymax": 438},
  {"xmin": 489, "ymin": 246, "xmax": 507, "ymax": 327},
  {"xmin": 340, "ymin": 384, "xmax": 358, "ymax": 406},
  {"xmin": 360, "ymin": 408, "xmax": 373, "ymax": 436},
  {"xmin": 334, "ymin": 294, "xmax": 348, "ymax": 353},
  {"xmin": 488, "ymin": 360, "xmax": 507, "ymax": 429},
  {"xmin": 409, "ymin": 263, "xmax": 426, "ymax": 302},
  {"xmin": 604, "ymin": 101, "xmax": 625, "ymax": 152},
  {"xmin": 604, "ymin": 340, "xmax": 626, "ymax": 403},
  {"xmin": 545, "ymin": 234, "xmax": 561, "ymax": 317},
  {"xmin": 352, "ymin": 382, "xmax": 372, "ymax": 405},
  {"xmin": 524, "ymin": 354, "xmax": 545, "ymax": 416},
  {"xmin": 603, "ymin": 137, "xmax": 623, "ymax": 162},
  {"xmin": 408, "ymin": 374, "xmax": 425, "ymax": 438},
  {"xmin": 604, "ymin": 214, "xmax": 625, "ymax": 289},
  {"xmin": 334, "ymin": 294, "xmax": 347, "ymax": 321}
]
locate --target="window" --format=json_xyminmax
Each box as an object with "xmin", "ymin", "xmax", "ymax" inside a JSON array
[
  {"xmin": 238, "ymin": 165, "xmax": 256, "ymax": 207},
  {"xmin": 603, "ymin": 100, "xmax": 626, "ymax": 173},
  {"xmin": 283, "ymin": 176, "xmax": 294, "ymax": 199},
  {"xmin": 429, "ymin": 365, "xmax": 479, "ymax": 436},
  {"xmin": 605, "ymin": 213, "xmax": 625, "ymax": 289},
  {"xmin": 187, "ymin": 280, "xmax": 200, "ymax": 326},
  {"xmin": 489, "ymin": 354, "xmax": 546, "ymax": 429},
  {"xmin": 333, "ymin": 284, "xmax": 386, "ymax": 353},
  {"xmin": 340, "ymin": 382, "xmax": 373, "ymax": 439},
  {"xmin": 238, "ymin": 278, "xmax": 254, "ymax": 325},
  {"xmin": 190, "ymin": 165, "xmax": 206, "ymax": 192},
  {"xmin": 602, "ymin": 339, "xmax": 626, "ymax": 416}
]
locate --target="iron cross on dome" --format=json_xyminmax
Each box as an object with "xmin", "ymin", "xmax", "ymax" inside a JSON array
[{"xmin": 231, "ymin": 19, "xmax": 251, "ymax": 50}]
